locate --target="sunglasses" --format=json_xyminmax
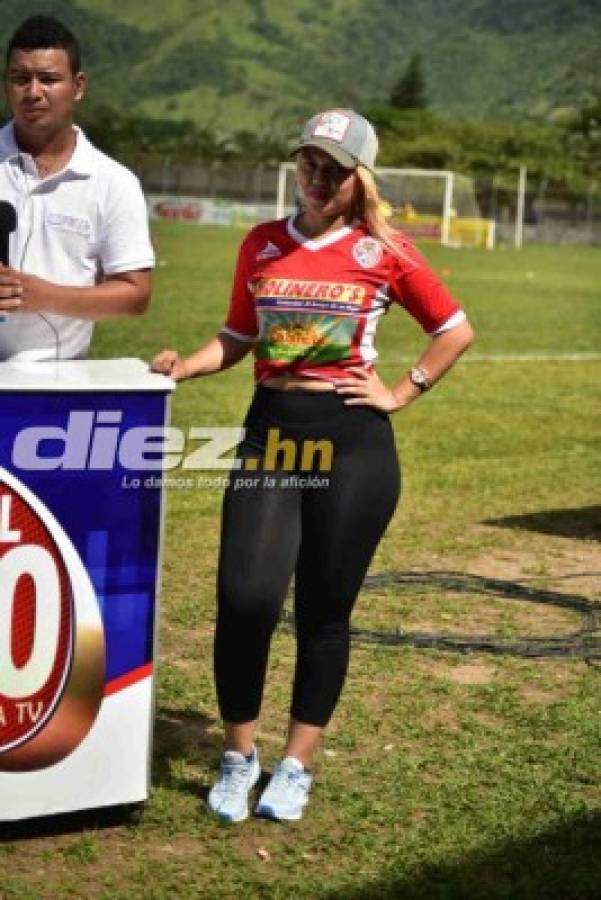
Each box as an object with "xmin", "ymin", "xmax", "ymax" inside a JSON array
[{"xmin": 297, "ymin": 151, "xmax": 353, "ymax": 184}]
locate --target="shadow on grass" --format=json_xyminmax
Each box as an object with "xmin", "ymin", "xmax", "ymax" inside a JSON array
[
  {"xmin": 0, "ymin": 709, "xmax": 223, "ymax": 840},
  {"xmin": 153, "ymin": 706, "xmax": 222, "ymax": 800},
  {"xmin": 325, "ymin": 810, "xmax": 601, "ymax": 900},
  {"xmin": 153, "ymin": 708, "xmax": 273, "ymax": 803},
  {"xmin": 484, "ymin": 505, "xmax": 601, "ymax": 542},
  {"xmin": 153, "ymin": 708, "xmax": 275, "ymax": 800},
  {"xmin": 0, "ymin": 803, "xmax": 143, "ymax": 842}
]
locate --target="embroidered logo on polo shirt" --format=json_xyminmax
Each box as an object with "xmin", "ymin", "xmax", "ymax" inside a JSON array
[
  {"xmin": 352, "ymin": 237, "xmax": 383, "ymax": 269},
  {"xmin": 46, "ymin": 213, "xmax": 91, "ymax": 237},
  {"xmin": 257, "ymin": 241, "xmax": 281, "ymax": 261}
]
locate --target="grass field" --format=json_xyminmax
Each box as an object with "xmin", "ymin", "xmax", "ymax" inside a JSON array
[{"xmin": 1, "ymin": 222, "xmax": 600, "ymax": 899}]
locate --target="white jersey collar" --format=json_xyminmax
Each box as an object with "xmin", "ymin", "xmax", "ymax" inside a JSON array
[{"xmin": 287, "ymin": 215, "xmax": 353, "ymax": 251}]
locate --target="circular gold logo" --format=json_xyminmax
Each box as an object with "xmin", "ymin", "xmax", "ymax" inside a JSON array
[{"xmin": 0, "ymin": 468, "xmax": 105, "ymax": 771}]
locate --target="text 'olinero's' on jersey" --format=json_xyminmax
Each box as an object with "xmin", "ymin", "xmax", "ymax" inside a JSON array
[{"xmin": 222, "ymin": 216, "xmax": 466, "ymax": 384}]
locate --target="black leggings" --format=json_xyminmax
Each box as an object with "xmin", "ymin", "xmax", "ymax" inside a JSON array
[{"xmin": 215, "ymin": 386, "xmax": 401, "ymax": 727}]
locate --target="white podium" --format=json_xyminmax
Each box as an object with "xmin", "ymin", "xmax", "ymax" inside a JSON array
[{"xmin": 0, "ymin": 359, "xmax": 174, "ymax": 821}]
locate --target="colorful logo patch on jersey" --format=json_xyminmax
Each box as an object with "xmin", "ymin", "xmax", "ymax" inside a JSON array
[
  {"xmin": 352, "ymin": 237, "xmax": 383, "ymax": 269},
  {"xmin": 257, "ymin": 312, "xmax": 356, "ymax": 364},
  {"xmin": 268, "ymin": 323, "xmax": 325, "ymax": 348}
]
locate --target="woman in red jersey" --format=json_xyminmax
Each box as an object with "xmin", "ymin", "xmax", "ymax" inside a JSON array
[{"xmin": 152, "ymin": 108, "xmax": 474, "ymax": 823}]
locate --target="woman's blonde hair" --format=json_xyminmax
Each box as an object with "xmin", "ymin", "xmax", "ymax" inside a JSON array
[{"xmin": 354, "ymin": 166, "xmax": 408, "ymax": 261}]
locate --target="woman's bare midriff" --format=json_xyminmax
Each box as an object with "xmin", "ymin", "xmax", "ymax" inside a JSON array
[{"xmin": 262, "ymin": 375, "xmax": 336, "ymax": 392}]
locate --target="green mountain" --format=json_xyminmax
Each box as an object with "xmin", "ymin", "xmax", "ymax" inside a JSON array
[{"xmin": 2, "ymin": 0, "xmax": 600, "ymax": 135}]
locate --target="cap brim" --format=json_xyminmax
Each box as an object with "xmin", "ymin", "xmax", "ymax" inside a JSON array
[{"xmin": 290, "ymin": 139, "xmax": 357, "ymax": 170}]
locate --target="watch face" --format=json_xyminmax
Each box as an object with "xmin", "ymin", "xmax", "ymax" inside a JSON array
[{"xmin": 410, "ymin": 368, "xmax": 430, "ymax": 390}]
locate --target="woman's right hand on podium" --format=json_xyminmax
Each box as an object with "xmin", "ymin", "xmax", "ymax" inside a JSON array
[
  {"xmin": 150, "ymin": 349, "xmax": 189, "ymax": 381},
  {"xmin": 151, "ymin": 334, "xmax": 252, "ymax": 381}
]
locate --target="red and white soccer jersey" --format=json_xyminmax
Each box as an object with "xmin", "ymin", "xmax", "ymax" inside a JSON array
[{"xmin": 222, "ymin": 216, "xmax": 465, "ymax": 383}]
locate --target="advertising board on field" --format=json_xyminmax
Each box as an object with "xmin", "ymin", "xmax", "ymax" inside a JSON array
[
  {"xmin": 0, "ymin": 359, "xmax": 174, "ymax": 822},
  {"xmin": 147, "ymin": 194, "xmax": 275, "ymax": 228}
]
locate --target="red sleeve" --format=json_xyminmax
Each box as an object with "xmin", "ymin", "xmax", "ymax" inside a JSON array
[
  {"xmin": 389, "ymin": 235, "xmax": 463, "ymax": 334},
  {"xmin": 222, "ymin": 232, "xmax": 259, "ymax": 340}
]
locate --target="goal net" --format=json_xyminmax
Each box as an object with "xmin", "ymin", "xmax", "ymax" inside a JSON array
[{"xmin": 276, "ymin": 163, "xmax": 495, "ymax": 249}]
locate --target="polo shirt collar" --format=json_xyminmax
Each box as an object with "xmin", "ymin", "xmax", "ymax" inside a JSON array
[
  {"xmin": 64, "ymin": 126, "xmax": 94, "ymax": 176},
  {"xmin": 0, "ymin": 121, "xmax": 20, "ymax": 161},
  {"xmin": 0, "ymin": 120, "xmax": 94, "ymax": 177}
]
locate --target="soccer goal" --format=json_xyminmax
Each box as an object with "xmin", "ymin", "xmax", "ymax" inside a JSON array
[{"xmin": 276, "ymin": 163, "xmax": 495, "ymax": 249}]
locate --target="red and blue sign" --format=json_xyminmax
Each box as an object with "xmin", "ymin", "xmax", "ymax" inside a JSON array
[{"xmin": 0, "ymin": 379, "xmax": 170, "ymax": 814}]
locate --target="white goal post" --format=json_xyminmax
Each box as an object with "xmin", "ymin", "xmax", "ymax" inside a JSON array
[{"xmin": 276, "ymin": 163, "xmax": 495, "ymax": 249}]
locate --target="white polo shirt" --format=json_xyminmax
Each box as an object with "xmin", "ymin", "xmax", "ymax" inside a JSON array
[{"xmin": 0, "ymin": 122, "xmax": 155, "ymax": 361}]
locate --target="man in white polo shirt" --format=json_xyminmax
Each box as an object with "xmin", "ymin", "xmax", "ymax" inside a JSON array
[{"xmin": 0, "ymin": 15, "xmax": 154, "ymax": 361}]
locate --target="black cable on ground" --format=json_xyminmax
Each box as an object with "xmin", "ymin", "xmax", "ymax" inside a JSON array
[{"xmin": 279, "ymin": 571, "xmax": 601, "ymax": 661}]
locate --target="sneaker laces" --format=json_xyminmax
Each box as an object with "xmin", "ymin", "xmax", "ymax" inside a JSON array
[
  {"xmin": 270, "ymin": 762, "xmax": 305, "ymax": 796},
  {"xmin": 219, "ymin": 761, "xmax": 252, "ymax": 795}
]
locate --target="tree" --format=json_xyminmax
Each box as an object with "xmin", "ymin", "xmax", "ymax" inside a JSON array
[
  {"xmin": 564, "ymin": 96, "xmax": 601, "ymax": 183},
  {"xmin": 390, "ymin": 53, "xmax": 427, "ymax": 110}
]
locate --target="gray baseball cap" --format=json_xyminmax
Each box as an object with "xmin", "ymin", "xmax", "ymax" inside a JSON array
[{"xmin": 291, "ymin": 109, "xmax": 379, "ymax": 171}]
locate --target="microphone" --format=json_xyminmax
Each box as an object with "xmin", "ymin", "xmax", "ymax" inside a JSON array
[
  {"xmin": 0, "ymin": 201, "xmax": 17, "ymax": 324},
  {"xmin": 0, "ymin": 201, "xmax": 17, "ymax": 266}
]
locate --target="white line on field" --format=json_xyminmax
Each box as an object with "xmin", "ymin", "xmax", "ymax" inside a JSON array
[{"xmin": 384, "ymin": 353, "xmax": 601, "ymax": 362}]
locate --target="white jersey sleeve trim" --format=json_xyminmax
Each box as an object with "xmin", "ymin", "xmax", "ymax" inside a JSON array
[
  {"xmin": 220, "ymin": 326, "xmax": 257, "ymax": 343},
  {"xmin": 430, "ymin": 310, "xmax": 466, "ymax": 335}
]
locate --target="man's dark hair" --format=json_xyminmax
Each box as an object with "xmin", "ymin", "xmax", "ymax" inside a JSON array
[{"xmin": 6, "ymin": 16, "xmax": 81, "ymax": 75}]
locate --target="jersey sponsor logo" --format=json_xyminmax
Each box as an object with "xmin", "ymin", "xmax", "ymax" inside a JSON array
[
  {"xmin": 268, "ymin": 323, "xmax": 326, "ymax": 348},
  {"xmin": 352, "ymin": 237, "xmax": 383, "ymax": 269},
  {"xmin": 256, "ymin": 241, "xmax": 282, "ymax": 261},
  {"xmin": 254, "ymin": 278, "xmax": 365, "ymax": 305},
  {"xmin": 257, "ymin": 312, "xmax": 356, "ymax": 364},
  {"xmin": 0, "ymin": 468, "xmax": 104, "ymax": 771}
]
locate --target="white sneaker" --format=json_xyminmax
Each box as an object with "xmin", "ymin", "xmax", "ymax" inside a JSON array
[
  {"xmin": 207, "ymin": 748, "xmax": 261, "ymax": 822},
  {"xmin": 254, "ymin": 757, "xmax": 312, "ymax": 821}
]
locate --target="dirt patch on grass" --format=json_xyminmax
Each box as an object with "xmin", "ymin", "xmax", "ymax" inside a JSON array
[
  {"xmin": 445, "ymin": 663, "xmax": 497, "ymax": 685},
  {"xmin": 383, "ymin": 533, "xmax": 601, "ymax": 607},
  {"xmin": 410, "ymin": 657, "xmax": 498, "ymax": 685},
  {"xmin": 356, "ymin": 543, "xmax": 601, "ymax": 678},
  {"xmin": 423, "ymin": 702, "xmax": 462, "ymax": 731},
  {"xmin": 468, "ymin": 543, "xmax": 601, "ymax": 601},
  {"xmin": 472, "ymin": 710, "xmax": 504, "ymax": 729},
  {"xmin": 520, "ymin": 686, "xmax": 564, "ymax": 705},
  {"xmin": 386, "ymin": 593, "xmax": 576, "ymax": 636}
]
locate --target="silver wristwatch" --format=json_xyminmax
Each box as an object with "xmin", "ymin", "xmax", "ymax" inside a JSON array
[{"xmin": 408, "ymin": 366, "xmax": 432, "ymax": 391}]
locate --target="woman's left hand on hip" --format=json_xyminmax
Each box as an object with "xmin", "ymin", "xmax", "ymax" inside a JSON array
[{"xmin": 335, "ymin": 367, "xmax": 398, "ymax": 412}]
